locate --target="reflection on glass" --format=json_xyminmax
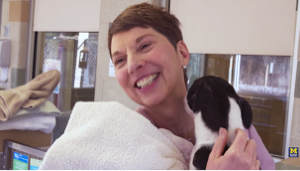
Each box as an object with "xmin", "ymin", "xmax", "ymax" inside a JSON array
[
  {"xmin": 238, "ymin": 55, "xmax": 290, "ymax": 97},
  {"xmin": 74, "ymin": 33, "xmax": 98, "ymax": 88},
  {"xmin": 186, "ymin": 54, "xmax": 291, "ymax": 157}
]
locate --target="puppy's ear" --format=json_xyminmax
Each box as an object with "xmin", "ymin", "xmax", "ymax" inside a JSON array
[
  {"xmin": 192, "ymin": 86, "xmax": 211, "ymax": 113},
  {"xmin": 239, "ymin": 97, "xmax": 252, "ymax": 129}
]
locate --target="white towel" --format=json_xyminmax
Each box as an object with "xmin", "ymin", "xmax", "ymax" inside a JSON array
[
  {"xmin": 39, "ymin": 101, "xmax": 192, "ymax": 170},
  {"xmin": 0, "ymin": 115, "xmax": 56, "ymax": 133}
]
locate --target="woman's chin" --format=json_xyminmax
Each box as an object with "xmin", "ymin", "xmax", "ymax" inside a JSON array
[{"xmin": 139, "ymin": 95, "xmax": 164, "ymax": 108}]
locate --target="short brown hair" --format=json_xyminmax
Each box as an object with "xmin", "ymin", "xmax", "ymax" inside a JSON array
[
  {"xmin": 108, "ymin": 2, "xmax": 182, "ymax": 57},
  {"xmin": 108, "ymin": 2, "xmax": 188, "ymax": 88}
]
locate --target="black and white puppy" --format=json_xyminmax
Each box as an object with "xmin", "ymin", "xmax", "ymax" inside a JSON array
[{"xmin": 187, "ymin": 76, "xmax": 252, "ymax": 170}]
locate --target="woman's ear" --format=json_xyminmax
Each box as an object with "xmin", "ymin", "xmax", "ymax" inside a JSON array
[{"xmin": 176, "ymin": 41, "xmax": 190, "ymax": 66}]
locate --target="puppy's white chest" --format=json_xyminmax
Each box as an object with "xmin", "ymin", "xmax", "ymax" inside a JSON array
[{"xmin": 193, "ymin": 97, "xmax": 244, "ymax": 145}]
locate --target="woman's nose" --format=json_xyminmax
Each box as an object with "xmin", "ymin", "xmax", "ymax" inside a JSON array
[{"xmin": 128, "ymin": 54, "xmax": 145, "ymax": 74}]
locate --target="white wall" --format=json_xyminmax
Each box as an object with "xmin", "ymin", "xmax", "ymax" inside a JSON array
[
  {"xmin": 34, "ymin": 0, "xmax": 101, "ymax": 32},
  {"xmin": 170, "ymin": 0, "xmax": 297, "ymax": 56}
]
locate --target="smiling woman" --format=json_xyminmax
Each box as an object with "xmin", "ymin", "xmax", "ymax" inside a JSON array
[
  {"xmin": 107, "ymin": 2, "xmax": 274, "ymax": 170},
  {"xmin": 110, "ymin": 27, "xmax": 189, "ymax": 107}
]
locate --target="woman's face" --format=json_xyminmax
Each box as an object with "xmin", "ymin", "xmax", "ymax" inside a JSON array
[{"xmin": 111, "ymin": 27, "xmax": 189, "ymax": 107}]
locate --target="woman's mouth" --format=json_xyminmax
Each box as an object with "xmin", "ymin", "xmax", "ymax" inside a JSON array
[{"xmin": 135, "ymin": 73, "xmax": 159, "ymax": 89}]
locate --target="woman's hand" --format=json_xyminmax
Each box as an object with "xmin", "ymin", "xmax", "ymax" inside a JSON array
[{"xmin": 206, "ymin": 128, "xmax": 260, "ymax": 170}]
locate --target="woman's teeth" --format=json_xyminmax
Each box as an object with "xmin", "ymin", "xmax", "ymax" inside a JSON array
[{"xmin": 136, "ymin": 73, "xmax": 158, "ymax": 89}]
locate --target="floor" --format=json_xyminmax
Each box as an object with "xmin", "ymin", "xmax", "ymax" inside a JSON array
[{"xmin": 275, "ymin": 162, "xmax": 300, "ymax": 171}]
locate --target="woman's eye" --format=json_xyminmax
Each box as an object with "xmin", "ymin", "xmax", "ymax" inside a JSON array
[
  {"xmin": 140, "ymin": 43, "xmax": 151, "ymax": 50},
  {"xmin": 115, "ymin": 58, "xmax": 125, "ymax": 66}
]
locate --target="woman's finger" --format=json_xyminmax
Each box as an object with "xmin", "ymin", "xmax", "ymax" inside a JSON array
[
  {"xmin": 209, "ymin": 127, "xmax": 228, "ymax": 160},
  {"xmin": 244, "ymin": 139, "xmax": 258, "ymax": 169},
  {"xmin": 253, "ymin": 160, "xmax": 260, "ymax": 170},
  {"xmin": 229, "ymin": 128, "xmax": 248, "ymax": 153},
  {"xmin": 245, "ymin": 139, "xmax": 257, "ymax": 158}
]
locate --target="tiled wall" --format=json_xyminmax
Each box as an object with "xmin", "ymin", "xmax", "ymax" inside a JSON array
[
  {"xmin": 95, "ymin": 0, "xmax": 163, "ymax": 109},
  {"xmin": 0, "ymin": 0, "xmax": 29, "ymax": 88}
]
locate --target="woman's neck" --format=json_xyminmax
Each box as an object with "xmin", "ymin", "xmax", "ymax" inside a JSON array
[{"xmin": 144, "ymin": 97, "xmax": 195, "ymax": 144}]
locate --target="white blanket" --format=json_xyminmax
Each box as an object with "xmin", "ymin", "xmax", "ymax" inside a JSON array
[
  {"xmin": 0, "ymin": 115, "xmax": 56, "ymax": 133},
  {"xmin": 40, "ymin": 101, "xmax": 192, "ymax": 170}
]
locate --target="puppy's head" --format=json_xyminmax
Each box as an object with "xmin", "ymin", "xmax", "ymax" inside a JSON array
[
  {"xmin": 187, "ymin": 76, "xmax": 236, "ymax": 113},
  {"xmin": 187, "ymin": 76, "xmax": 213, "ymax": 113}
]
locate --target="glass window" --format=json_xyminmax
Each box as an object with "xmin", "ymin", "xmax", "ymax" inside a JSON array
[{"xmin": 35, "ymin": 32, "xmax": 98, "ymax": 112}]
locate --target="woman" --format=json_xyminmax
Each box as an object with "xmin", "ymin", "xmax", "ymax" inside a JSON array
[{"xmin": 108, "ymin": 2, "xmax": 274, "ymax": 170}]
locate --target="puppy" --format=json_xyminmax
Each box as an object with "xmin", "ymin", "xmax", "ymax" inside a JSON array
[{"xmin": 187, "ymin": 76, "xmax": 252, "ymax": 170}]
